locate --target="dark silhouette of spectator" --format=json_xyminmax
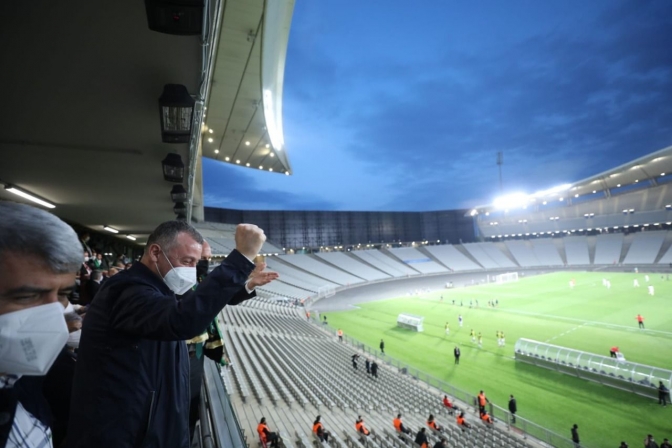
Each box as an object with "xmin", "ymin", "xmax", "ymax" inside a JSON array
[
  {"xmin": 658, "ymin": 381, "xmax": 669, "ymax": 406},
  {"xmin": 371, "ymin": 361, "xmax": 379, "ymax": 378},
  {"xmin": 508, "ymin": 394, "xmax": 517, "ymax": 423},
  {"xmin": 571, "ymin": 424, "xmax": 580, "ymax": 447},
  {"xmin": 414, "ymin": 428, "xmax": 428, "ymax": 448}
]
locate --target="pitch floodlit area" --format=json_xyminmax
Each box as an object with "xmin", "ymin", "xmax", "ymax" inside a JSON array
[{"xmin": 326, "ymin": 271, "xmax": 671, "ymax": 448}]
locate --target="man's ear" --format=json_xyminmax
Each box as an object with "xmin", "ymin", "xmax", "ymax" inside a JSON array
[{"xmin": 147, "ymin": 244, "xmax": 162, "ymax": 264}]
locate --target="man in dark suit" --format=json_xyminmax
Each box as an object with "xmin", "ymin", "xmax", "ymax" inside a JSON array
[
  {"xmin": 508, "ymin": 395, "xmax": 517, "ymax": 423},
  {"xmin": 68, "ymin": 221, "xmax": 278, "ymax": 448},
  {"xmin": 86, "ymin": 270, "xmax": 103, "ymax": 300}
]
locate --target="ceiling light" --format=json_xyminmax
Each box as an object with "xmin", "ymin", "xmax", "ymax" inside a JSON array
[
  {"xmin": 225, "ymin": 156, "xmax": 230, "ymax": 161},
  {"xmin": 214, "ymin": 149, "xmax": 219, "ymax": 154},
  {"xmin": 285, "ymin": 172, "xmax": 290, "ymax": 176},
  {"xmin": 259, "ymin": 165, "xmax": 263, "ymax": 169},
  {"xmin": 270, "ymin": 153, "xmax": 275, "ymax": 157},
  {"xmin": 635, "ymin": 179, "xmax": 639, "ymax": 183},
  {"xmin": 103, "ymin": 226, "xmax": 119, "ymax": 234},
  {"xmin": 559, "ymin": 197, "xmax": 564, "ymax": 201},
  {"xmin": 236, "ymin": 160, "xmax": 240, "ymax": 164},
  {"xmin": 663, "ymin": 173, "xmax": 667, "ymax": 176},
  {"xmin": 207, "ymin": 138, "xmax": 213, "ymax": 143},
  {"xmin": 574, "ymin": 194, "xmax": 579, "ymax": 197},
  {"xmin": 208, "ymin": 129, "xmax": 213, "ymax": 133},
  {"xmin": 265, "ymin": 144, "xmax": 270, "ymax": 148},
  {"xmin": 245, "ymin": 141, "xmax": 251, "ymax": 146},
  {"xmin": 158, "ymin": 84, "xmax": 195, "ymax": 143},
  {"xmin": 592, "ymin": 190, "xmax": 596, "ymax": 193},
  {"xmin": 269, "ymin": 168, "xmax": 273, "ymax": 172},
  {"xmin": 4, "ymin": 185, "xmax": 55, "ymax": 209},
  {"xmin": 162, "ymin": 153, "xmax": 185, "ymax": 182},
  {"xmin": 126, "ymin": 235, "xmax": 137, "ymax": 241},
  {"xmin": 616, "ymin": 184, "xmax": 621, "ymax": 187},
  {"xmin": 246, "ymin": 163, "xmax": 250, "ymax": 167},
  {"xmin": 170, "ymin": 184, "xmax": 187, "ymax": 202}
]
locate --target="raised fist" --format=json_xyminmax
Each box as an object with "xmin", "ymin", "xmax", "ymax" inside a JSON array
[{"xmin": 235, "ymin": 224, "xmax": 266, "ymax": 260}]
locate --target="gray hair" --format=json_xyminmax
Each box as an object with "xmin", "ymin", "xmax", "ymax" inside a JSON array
[
  {"xmin": 144, "ymin": 220, "xmax": 203, "ymax": 253},
  {"xmin": 0, "ymin": 201, "xmax": 82, "ymax": 273},
  {"xmin": 92, "ymin": 270, "xmax": 104, "ymax": 281}
]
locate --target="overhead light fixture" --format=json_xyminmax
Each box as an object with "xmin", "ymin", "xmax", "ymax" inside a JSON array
[
  {"xmin": 259, "ymin": 165, "xmax": 263, "ymax": 169},
  {"xmin": 225, "ymin": 156, "xmax": 230, "ymax": 161},
  {"xmin": 236, "ymin": 159, "xmax": 240, "ymax": 164},
  {"xmin": 285, "ymin": 171, "xmax": 290, "ymax": 176},
  {"xmin": 208, "ymin": 129, "xmax": 213, "ymax": 133},
  {"xmin": 4, "ymin": 184, "xmax": 55, "ymax": 209},
  {"xmin": 214, "ymin": 149, "xmax": 219, "ymax": 154},
  {"xmin": 245, "ymin": 141, "xmax": 251, "ymax": 146},
  {"xmin": 246, "ymin": 163, "xmax": 250, "ymax": 167},
  {"xmin": 126, "ymin": 235, "xmax": 137, "ymax": 241},
  {"xmin": 170, "ymin": 184, "xmax": 187, "ymax": 202},
  {"xmin": 662, "ymin": 173, "xmax": 666, "ymax": 176},
  {"xmin": 270, "ymin": 153, "xmax": 275, "ymax": 157},
  {"xmin": 207, "ymin": 138, "xmax": 213, "ymax": 143},
  {"xmin": 162, "ymin": 153, "xmax": 185, "ymax": 182},
  {"xmin": 265, "ymin": 144, "xmax": 270, "ymax": 148},
  {"xmin": 145, "ymin": 0, "xmax": 204, "ymax": 35},
  {"xmin": 269, "ymin": 168, "xmax": 273, "ymax": 172},
  {"xmin": 104, "ymin": 226, "xmax": 119, "ymax": 234},
  {"xmin": 158, "ymin": 84, "xmax": 195, "ymax": 143},
  {"xmin": 173, "ymin": 202, "xmax": 187, "ymax": 214}
]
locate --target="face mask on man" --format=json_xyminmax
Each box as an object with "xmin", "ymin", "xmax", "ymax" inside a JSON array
[
  {"xmin": 157, "ymin": 248, "xmax": 197, "ymax": 295},
  {"xmin": 0, "ymin": 302, "xmax": 69, "ymax": 376},
  {"xmin": 196, "ymin": 259, "xmax": 210, "ymax": 280}
]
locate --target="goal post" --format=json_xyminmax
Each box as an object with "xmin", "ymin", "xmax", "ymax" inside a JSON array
[{"xmin": 494, "ymin": 272, "xmax": 519, "ymax": 284}]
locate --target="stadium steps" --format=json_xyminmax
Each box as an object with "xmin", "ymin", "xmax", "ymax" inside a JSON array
[
  {"xmin": 453, "ymin": 244, "xmax": 484, "ymax": 268},
  {"xmin": 551, "ymin": 238, "xmax": 567, "ymax": 265},
  {"xmin": 620, "ymin": 233, "xmax": 635, "ymax": 263},
  {"xmin": 586, "ymin": 235, "xmax": 597, "ymax": 264},
  {"xmin": 655, "ymin": 231, "xmax": 672, "ymax": 263},
  {"xmin": 493, "ymin": 242, "xmax": 520, "ymax": 267},
  {"xmin": 416, "ymin": 246, "xmax": 450, "ymax": 269}
]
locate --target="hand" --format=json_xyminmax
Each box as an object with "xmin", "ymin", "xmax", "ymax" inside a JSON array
[
  {"xmin": 247, "ymin": 262, "xmax": 279, "ymax": 289},
  {"xmin": 235, "ymin": 224, "xmax": 266, "ymax": 260}
]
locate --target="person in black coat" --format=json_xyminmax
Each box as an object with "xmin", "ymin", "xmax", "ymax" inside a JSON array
[
  {"xmin": 571, "ymin": 424, "xmax": 580, "ymax": 447},
  {"xmin": 414, "ymin": 428, "xmax": 428, "ymax": 448},
  {"xmin": 371, "ymin": 361, "xmax": 379, "ymax": 378},
  {"xmin": 454, "ymin": 346, "xmax": 460, "ymax": 365},
  {"xmin": 508, "ymin": 394, "xmax": 517, "ymax": 423},
  {"xmin": 67, "ymin": 222, "xmax": 277, "ymax": 448},
  {"xmin": 365, "ymin": 358, "xmax": 371, "ymax": 374},
  {"xmin": 380, "ymin": 339, "xmax": 385, "ymax": 354}
]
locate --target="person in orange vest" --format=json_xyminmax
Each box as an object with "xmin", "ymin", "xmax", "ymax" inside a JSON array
[
  {"xmin": 442, "ymin": 395, "xmax": 458, "ymax": 415},
  {"xmin": 306, "ymin": 311, "xmax": 311, "ymax": 321},
  {"xmin": 393, "ymin": 414, "xmax": 411, "ymax": 435},
  {"xmin": 313, "ymin": 415, "xmax": 329, "ymax": 442},
  {"xmin": 609, "ymin": 346, "xmax": 619, "ymax": 358},
  {"xmin": 337, "ymin": 329, "xmax": 343, "ymax": 342},
  {"xmin": 257, "ymin": 417, "xmax": 279, "ymax": 448},
  {"xmin": 479, "ymin": 410, "xmax": 493, "ymax": 425},
  {"xmin": 477, "ymin": 390, "xmax": 489, "ymax": 413},
  {"xmin": 456, "ymin": 412, "xmax": 471, "ymax": 430},
  {"xmin": 636, "ymin": 314, "xmax": 645, "ymax": 329},
  {"xmin": 355, "ymin": 416, "xmax": 370, "ymax": 436},
  {"xmin": 426, "ymin": 414, "xmax": 442, "ymax": 432},
  {"xmin": 414, "ymin": 427, "xmax": 428, "ymax": 448}
]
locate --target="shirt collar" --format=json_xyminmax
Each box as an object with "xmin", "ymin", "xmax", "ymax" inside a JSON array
[{"xmin": 128, "ymin": 260, "xmax": 172, "ymax": 295}]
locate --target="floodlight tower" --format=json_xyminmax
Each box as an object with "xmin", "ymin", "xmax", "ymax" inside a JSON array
[{"xmin": 496, "ymin": 151, "xmax": 503, "ymax": 193}]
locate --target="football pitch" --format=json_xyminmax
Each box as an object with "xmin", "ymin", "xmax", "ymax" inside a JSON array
[{"xmin": 325, "ymin": 271, "xmax": 672, "ymax": 448}]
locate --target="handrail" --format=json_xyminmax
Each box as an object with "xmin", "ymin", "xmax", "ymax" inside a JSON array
[{"xmin": 202, "ymin": 359, "xmax": 248, "ymax": 448}]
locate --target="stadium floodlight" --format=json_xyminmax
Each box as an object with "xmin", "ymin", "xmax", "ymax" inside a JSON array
[
  {"xmin": 470, "ymin": 209, "xmax": 478, "ymax": 216},
  {"xmin": 162, "ymin": 153, "xmax": 185, "ymax": 182},
  {"xmin": 170, "ymin": 185, "xmax": 187, "ymax": 202},
  {"xmin": 493, "ymin": 192, "xmax": 529, "ymax": 210},
  {"xmin": 4, "ymin": 184, "xmax": 55, "ymax": 209},
  {"xmin": 158, "ymin": 85, "xmax": 195, "ymax": 143},
  {"xmin": 532, "ymin": 183, "xmax": 571, "ymax": 197}
]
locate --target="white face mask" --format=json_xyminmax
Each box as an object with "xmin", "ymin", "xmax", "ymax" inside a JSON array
[
  {"xmin": 63, "ymin": 302, "xmax": 75, "ymax": 314},
  {"xmin": 0, "ymin": 302, "xmax": 69, "ymax": 376},
  {"xmin": 157, "ymin": 249, "xmax": 197, "ymax": 295}
]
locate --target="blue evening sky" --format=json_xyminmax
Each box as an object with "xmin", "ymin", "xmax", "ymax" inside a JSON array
[{"xmin": 203, "ymin": 1, "xmax": 672, "ymax": 211}]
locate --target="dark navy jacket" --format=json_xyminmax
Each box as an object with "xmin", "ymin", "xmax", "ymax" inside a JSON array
[{"xmin": 66, "ymin": 250, "xmax": 255, "ymax": 448}]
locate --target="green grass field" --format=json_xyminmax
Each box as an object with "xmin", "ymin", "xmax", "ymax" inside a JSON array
[{"xmin": 326, "ymin": 272, "xmax": 672, "ymax": 448}]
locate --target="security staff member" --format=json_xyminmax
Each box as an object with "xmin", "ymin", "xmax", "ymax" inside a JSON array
[
  {"xmin": 355, "ymin": 416, "xmax": 370, "ymax": 436},
  {"xmin": 393, "ymin": 414, "xmax": 411, "ymax": 435},
  {"xmin": 257, "ymin": 417, "xmax": 279, "ymax": 448},
  {"xmin": 427, "ymin": 414, "xmax": 442, "ymax": 432},
  {"xmin": 313, "ymin": 415, "xmax": 329, "ymax": 442},
  {"xmin": 477, "ymin": 390, "xmax": 489, "ymax": 413}
]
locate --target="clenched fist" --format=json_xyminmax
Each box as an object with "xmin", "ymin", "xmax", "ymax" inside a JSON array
[{"xmin": 235, "ymin": 224, "xmax": 266, "ymax": 260}]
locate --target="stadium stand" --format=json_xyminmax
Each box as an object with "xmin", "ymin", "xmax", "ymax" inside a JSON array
[
  {"xmin": 530, "ymin": 239, "xmax": 565, "ymax": 266},
  {"xmin": 220, "ymin": 299, "xmax": 537, "ymax": 448},
  {"xmin": 562, "ymin": 236, "xmax": 591, "ymax": 265},
  {"xmin": 197, "ymin": 222, "xmax": 284, "ymax": 255},
  {"xmin": 386, "ymin": 247, "xmax": 449, "ymax": 274},
  {"xmin": 316, "ymin": 252, "xmax": 391, "ymax": 281},
  {"xmin": 265, "ymin": 258, "xmax": 339, "ymax": 292},
  {"xmin": 351, "ymin": 250, "xmax": 421, "ymax": 277},
  {"xmin": 277, "ymin": 254, "xmax": 365, "ymax": 286},
  {"xmin": 504, "ymin": 241, "xmax": 539, "ymax": 267},
  {"xmin": 593, "ymin": 233, "xmax": 625, "ymax": 264},
  {"xmin": 622, "ymin": 230, "xmax": 666, "ymax": 264},
  {"xmin": 423, "ymin": 245, "xmax": 483, "ymax": 271},
  {"xmin": 462, "ymin": 243, "xmax": 518, "ymax": 269}
]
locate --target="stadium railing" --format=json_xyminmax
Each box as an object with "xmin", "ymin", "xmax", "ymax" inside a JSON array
[
  {"xmin": 202, "ymin": 360, "xmax": 248, "ymax": 448},
  {"xmin": 312, "ymin": 317, "xmax": 583, "ymax": 448}
]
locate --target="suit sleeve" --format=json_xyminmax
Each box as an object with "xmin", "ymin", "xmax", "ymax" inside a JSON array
[
  {"xmin": 228, "ymin": 287, "xmax": 256, "ymax": 305},
  {"xmin": 109, "ymin": 250, "xmax": 255, "ymax": 340}
]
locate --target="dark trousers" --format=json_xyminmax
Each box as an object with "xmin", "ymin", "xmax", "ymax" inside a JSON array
[
  {"xmin": 455, "ymin": 356, "xmax": 460, "ymax": 365},
  {"xmin": 510, "ymin": 412, "xmax": 516, "ymax": 423},
  {"xmin": 264, "ymin": 432, "xmax": 279, "ymax": 448},
  {"xmin": 610, "ymin": 351, "xmax": 617, "ymax": 358},
  {"xmin": 639, "ymin": 322, "xmax": 644, "ymax": 328},
  {"xmin": 659, "ymin": 392, "xmax": 669, "ymax": 406}
]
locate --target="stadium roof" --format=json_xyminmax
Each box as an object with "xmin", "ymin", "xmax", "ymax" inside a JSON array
[
  {"xmin": 472, "ymin": 144, "xmax": 672, "ymax": 213},
  {"xmin": 0, "ymin": 0, "xmax": 294, "ymax": 244}
]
